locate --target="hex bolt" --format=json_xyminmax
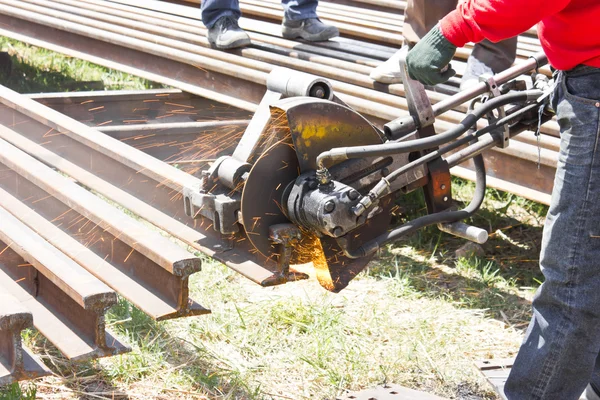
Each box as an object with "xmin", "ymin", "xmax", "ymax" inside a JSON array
[
  {"xmin": 324, "ymin": 200, "xmax": 336, "ymax": 213},
  {"xmin": 308, "ymin": 180, "xmax": 318, "ymax": 190},
  {"xmin": 332, "ymin": 226, "xmax": 344, "ymax": 236},
  {"xmin": 347, "ymin": 189, "xmax": 359, "ymax": 200}
]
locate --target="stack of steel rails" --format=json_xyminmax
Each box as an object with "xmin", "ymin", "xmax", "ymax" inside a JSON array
[
  {"xmin": 0, "ymin": 0, "xmax": 558, "ymax": 204},
  {"xmin": 0, "ymin": 86, "xmax": 308, "ymax": 384}
]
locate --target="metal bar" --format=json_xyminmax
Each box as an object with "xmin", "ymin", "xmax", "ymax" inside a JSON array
[
  {"xmin": 0, "ymin": 294, "xmax": 50, "ymax": 385},
  {"xmin": 0, "ymin": 0, "xmax": 559, "ymax": 206},
  {"xmin": 31, "ymin": 89, "xmax": 252, "ymax": 128},
  {"xmin": 10, "ymin": 0, "xmax": 552, "ymax": 127}
]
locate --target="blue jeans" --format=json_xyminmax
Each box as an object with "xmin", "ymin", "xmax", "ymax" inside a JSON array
[
  {"xmin": 504, "ymin": 65, "xmax": 600, "ymax": 399},
  {"xmin": 201, "ymin": 0, "xmax": 318, "ymax": 28}
]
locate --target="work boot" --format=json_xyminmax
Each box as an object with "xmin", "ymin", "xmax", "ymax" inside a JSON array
[
  {"xmin": 460, "ymin": 54, "xmax": 494, "ymax": 91},
  {"xmin": 207, "ymin": 16, "xmax": 251, "ymax": 49},
  {"xmin": 281, "ymin": 17, "xmax": 339, "ymax": 41},
  {"xmin": 369, "ymin": 46, "xmax": 408, "ymax": 84}
]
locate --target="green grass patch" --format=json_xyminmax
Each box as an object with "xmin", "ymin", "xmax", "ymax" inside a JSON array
[{"xmin": 0, "ymin": 37, "xmax": 163, "ymax": 93}]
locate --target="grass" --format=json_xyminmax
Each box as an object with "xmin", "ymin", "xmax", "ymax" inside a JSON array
[{"xmin": 0, "ymin": 40, "xmax": 548, "ymax": 399}]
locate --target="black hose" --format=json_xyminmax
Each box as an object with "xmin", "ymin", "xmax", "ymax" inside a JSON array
[
  {"xmin": 382, "ymin": 101, "xmax": 542, "ymax": 185},
  {"xmin": 343, "ymin": 153, "xmax": 487, "ymax": 259},
  {"xmin": 316, "ymin": 90, "xmax": 540, "ymax": 171}
]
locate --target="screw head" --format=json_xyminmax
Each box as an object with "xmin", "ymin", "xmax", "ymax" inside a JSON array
[
  {"xmin": 441, "ymin": 184, "xmax": 446, "ymax": 190},
  {"xmin": 347, "ymin": 189, "xmax": 359, "ymax": 200},
  {"xmin": 332, "ymin": 226, "xmax": 344, "ymax": 236},
  {"xmin": 324, "ymin": 200, "xmax": 336, "ymax": 213}
]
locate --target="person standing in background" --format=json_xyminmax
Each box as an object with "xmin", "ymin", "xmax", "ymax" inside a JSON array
[
  {"xmin": 201, "ymin": 0, "xmax": 339, "ymax": 49},
  {"xmin": 370, "ymin": 0, "xmax": 517, "ymax": 89}
]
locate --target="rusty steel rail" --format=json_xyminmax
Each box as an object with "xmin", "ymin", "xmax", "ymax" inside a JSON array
[
  {"xmin": 0, "ymin": 294, "xmax": 50, "ymax": 385},
  {"xmin": 0, "ymin": 201, "xmax": 130, "ymax": 361}
]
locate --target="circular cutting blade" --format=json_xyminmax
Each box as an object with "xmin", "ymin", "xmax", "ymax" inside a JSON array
[{"xmin": 240, "ymin": 140, "xmax": 299, "ymax": 260}]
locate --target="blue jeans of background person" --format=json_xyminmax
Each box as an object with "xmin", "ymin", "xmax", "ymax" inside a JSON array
[
  {"xmin": 201, "ymin": 0, "xmax": 318, "ymax": 28},
  {"xmin": 504, "ymin": 65, "xmax": 600, "ymax": 399}
]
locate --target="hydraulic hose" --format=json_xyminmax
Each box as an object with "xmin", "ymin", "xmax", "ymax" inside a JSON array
[
  {"xmin": 343, "ymin": 153, "xmax": 487, "ymax": 259},
  {"xmin": 316, "ymin": 89, "xmax": 542, "ymax": 171}
]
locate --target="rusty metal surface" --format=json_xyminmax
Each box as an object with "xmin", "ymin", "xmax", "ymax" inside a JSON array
[
  {"xmin": 0, "ymin": 235, "xmax": 129, "ymax": 361},
  {"xmin": 30, "ymin": 89, "xmax": 253, "ymax": 128},
  {"xmin": 0, "ymin": 294, "xmax": 50, "ymax": 385},
  {"xmin": 0, "ymin": 133, "xmax": 207, "ymax": 321}
]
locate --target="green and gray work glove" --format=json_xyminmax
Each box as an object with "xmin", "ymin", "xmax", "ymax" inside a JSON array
[{"xmin": 406, "ymin": 25, "xmax": 457, "ymax": 86}]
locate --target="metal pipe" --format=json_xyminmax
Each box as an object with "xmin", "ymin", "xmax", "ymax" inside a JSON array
[{"xmin": 345, "ymin": 153, "xmax": 487, "ymax": 258}]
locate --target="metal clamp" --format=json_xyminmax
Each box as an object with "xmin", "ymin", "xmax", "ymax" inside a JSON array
[{"xmin": 480, "ymin": 74, "xmax": 510, "ymax": 148}]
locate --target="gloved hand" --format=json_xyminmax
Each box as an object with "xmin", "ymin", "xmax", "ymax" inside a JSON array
[{"xmin": 406, "ymin": 25, "xmax": 457, "ymax": 86}]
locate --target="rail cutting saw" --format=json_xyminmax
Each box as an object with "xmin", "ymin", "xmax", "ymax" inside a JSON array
[{"xmin": 184, "ymin": 50, "xmax": 553, "ymax": 292}]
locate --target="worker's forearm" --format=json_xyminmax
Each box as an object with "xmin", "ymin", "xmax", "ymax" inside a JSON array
[{"xmin": 440, "ymin": 0, "xmax": 570, "ymax": 47}]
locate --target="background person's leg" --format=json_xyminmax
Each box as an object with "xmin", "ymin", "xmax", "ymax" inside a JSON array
[
  {"xmin": 201, "ymin": 0, "xmax": 250, "ymax": 49},
  {"xmin": 402, "ymin": 0, "xmax": 456, "ymax": 47},
  {"xmin": 201, "ymin": 0, "xmax": 241, "ymax": 28},
  {"xmin": 371, "ymin": 0, "xmax": 456, "ymax": 84},
  {"xmin": 461, "ymin": 37, "xmax": 518, "ymax": 88},
  {"xmin": 281, "ymin": 0, "xmax": 338, "ymax": 41}
]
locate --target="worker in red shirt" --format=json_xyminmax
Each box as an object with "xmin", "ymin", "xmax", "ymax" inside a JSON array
[{"xmin": 406, "ymin": 1, "xmax": 600, "ymax": 399}]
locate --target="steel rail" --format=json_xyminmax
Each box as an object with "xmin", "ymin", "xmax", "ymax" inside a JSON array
[
  {"xmin": 0, "ymin": 122, "xmax": 208, "ymax": 316},
  {"xmin": 0, "ymin": 8, "xmax": 559, "ymax": 204},
  {"xmin": 0, "ymin": 198, "xmax": 130, "ymax": 361},
  {"xmin": 0, "ymin": 294, "xmax": 50, "ymax": 385}
]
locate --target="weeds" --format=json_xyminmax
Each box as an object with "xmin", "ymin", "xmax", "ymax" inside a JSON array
[{"xmin": 0, "ymin": 383, "xmax": 36, "ymax": 400}]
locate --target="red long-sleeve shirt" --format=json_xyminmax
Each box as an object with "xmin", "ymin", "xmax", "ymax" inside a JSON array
[{"xmin": 440, "ymin": 0, "xmax": 600, "ymax": 71}]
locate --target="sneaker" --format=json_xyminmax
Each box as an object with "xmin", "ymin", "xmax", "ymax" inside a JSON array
[
  {"xmin": 581, "ymin": 384, "xmax": 600, "ymax": 400},
  {"xmin": 282, "ymin": 17, "xmax": 339, "ymax": 41},
  {"xmin": 369, "ymin": 46, "xmax": 407, "ymax": 84},
  {"xmin": 207, "ymin": 16, "xmax": 251, "ymax": 49},
  {"xmin": 460, "ymin": 54, "xmax": 494, "ymax": 91}
]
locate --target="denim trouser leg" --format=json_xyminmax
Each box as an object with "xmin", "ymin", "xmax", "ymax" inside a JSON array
[
  {"xmin": 504, "ymin": 66, "xmax": 600, "ymax": 400},
  {"xmin": 281, "ymin": 0, "xmax": 318, "ymax": 21},
  {"xmin": 201, "ymin": 0, "xmax": 241, "ymax": 28}
]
